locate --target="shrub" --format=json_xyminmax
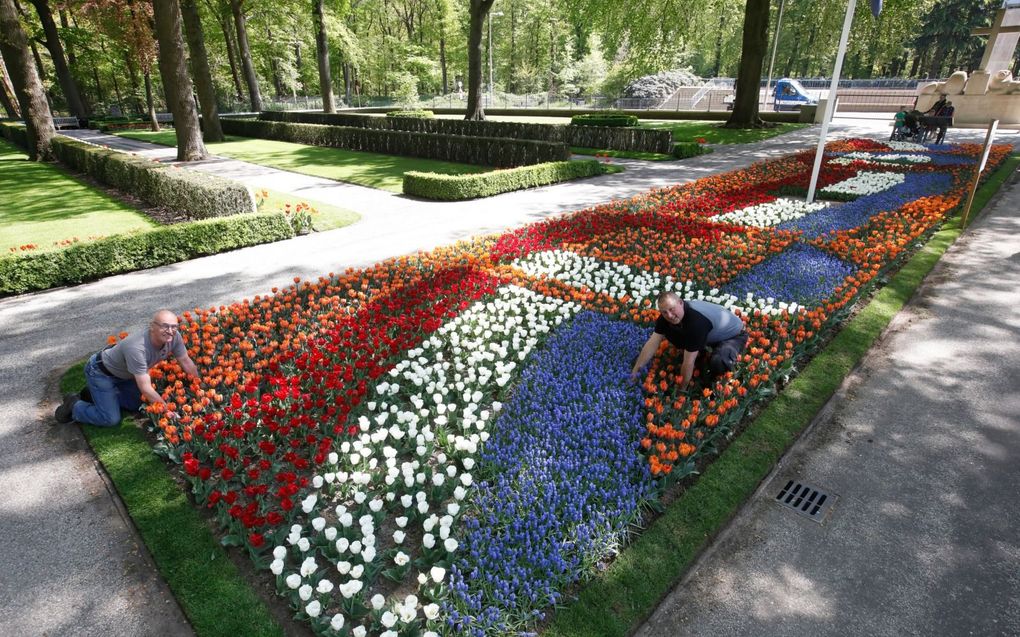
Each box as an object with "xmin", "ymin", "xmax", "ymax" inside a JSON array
[
  {"xmin": 386, "ymin": 110, "xmax": 435, "ymax": 119},
  {"xmin": 49, "ymin": 136, "xmax": 256, "ymax": 219},
  {"xmin": 403, "ymin": 159, "xmax": 605, "ymax": 200},
  {"xmin": 0, "ymin": 121, "xmax": 29, "ymax": 148},
  {"xmin": 257, "ymin": 111, "xmax": 671, "ymax": 154},
  {"xmin": 223, "ymin": 118, "xmax": 569, "ymax": 167},
  {"xmin": 569, "ymin": 113, "xmax": 638, "ymax": 127},
  {"xmin": 672, "ymin": 141, "xmax": 712, "ymax": 159},
  {"xmin": 0, "ymin": 213, "xmax": 293, "ymax": 295}
]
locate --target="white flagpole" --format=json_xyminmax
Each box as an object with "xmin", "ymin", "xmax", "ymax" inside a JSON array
[
  {"xmin": 764, "ymin": 0, "xmax": 787, "ymax": 111},
  {"xmin": 806, "ymin": 0, "xmax": 858, "ymax": 203}
]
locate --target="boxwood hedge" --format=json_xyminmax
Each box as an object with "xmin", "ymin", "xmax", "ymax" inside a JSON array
[
  {"xmin": 569, "ymin": 113, "xmax": 639, "ymax": 127},
  {"xmin": 403, "ymin": 159, "xmax": 605, "ymax": 201},
  {"xmin": 0, "ymin": 213, "xmax": 293, "ymax": 295},
  {"xmin": 48, "ymin": 137, "xmax": 256, "ymax": 219},
  {"xmin": 222, "ymin": 117, "xmax": 569, "ymax": 167}
]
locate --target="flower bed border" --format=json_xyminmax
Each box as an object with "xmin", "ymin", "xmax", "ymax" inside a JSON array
[{"xmin": 59, "ymin": 154, "xmax": 1017, "ymax": 637}]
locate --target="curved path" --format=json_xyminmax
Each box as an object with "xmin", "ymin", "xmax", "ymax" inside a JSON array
[{"xmin": 0, "ymin": 119, "xmax": 1004, "ymax": 635}]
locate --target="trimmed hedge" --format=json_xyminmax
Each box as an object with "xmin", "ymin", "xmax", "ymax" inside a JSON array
[
  {"xmin": 570, "ymin": 113, "xmax": 639, "ymax": 127},
  {"xmin": 0, "ymin": 121, "xmax": 29, "ymax": 148},
  {"xmin": 223, "ymin": 117, "xmax": 569, "ymax": 167},
  {"xmin": 258, "ymin": 111, "xmax": 673, "ymax": 154},
  {"xmin": 403, "ymin": 159, "xmax": 605, "ymax": 200},
  {"xmin": 386, "ymin": 110, "xmax": 434, "ymax": 119},
  {"xmin": 0, "ymin": 213, "xmax": 293, "ymax": 295},
  {"xmin": 49, "ymin": 136, "xmax": 256, "ymax": 219},
  {"xmin": 672, "ymin": 141, "xmax": 712, "ymax": 159}
]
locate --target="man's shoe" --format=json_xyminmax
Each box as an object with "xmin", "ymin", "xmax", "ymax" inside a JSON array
[
  {"xmin": 79, "ymin": 386, "xmax": 92, "ymax": 403},
  {"xmin": 54, "ymin": 394, "xmax": 79, "ymax": 424}
]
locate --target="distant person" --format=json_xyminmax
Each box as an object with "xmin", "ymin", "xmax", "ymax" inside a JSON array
[
  {"xmin": 631, "ymin": 292, "xmax": 748, "ymax": 389},
  {"xmin": 932, "ymin": 100, "xmax": 954, "ymax": 144},
  {"xmin": 55, "ymin": 309, "xmax": 200, "ymax": 427}
]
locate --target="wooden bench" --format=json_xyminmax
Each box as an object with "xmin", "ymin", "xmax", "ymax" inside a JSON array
[{"xmin": 52, "ymin": 116, "xmax": 80, "ymax": 130}]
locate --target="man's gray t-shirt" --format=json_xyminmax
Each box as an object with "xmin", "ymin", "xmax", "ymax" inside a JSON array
[
  {"xmin": 687, "ymin": 300, "xmax": 743, "ymax": 343},
  {"xmin": 101, "ymin": 330, "xmax": 186, "ymax": 379}
]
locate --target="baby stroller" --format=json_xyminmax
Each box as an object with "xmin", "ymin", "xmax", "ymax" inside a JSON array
[{"xmin": 890, "ymin": 109, "xmax": 926, "ymax": 142}]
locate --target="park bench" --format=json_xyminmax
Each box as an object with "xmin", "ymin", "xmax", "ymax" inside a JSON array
[{"xmin": 52, "ymin": 116, "xmax": 80, "ymax": 130}]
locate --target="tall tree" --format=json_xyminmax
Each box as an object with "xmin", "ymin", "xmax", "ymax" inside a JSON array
[
  {"xmin": 464, "ymin": 0, "xmax": 494, "ymax": 120},
  {"xmin": 0, "ymin": 0, "xmax": 55, "ymax": 159},
  {"xmin": 152, "ymin": 0, "xmax": 207, "ymax": 160},
  {"xmin": 28, "ymin": 0, "xmax": 89, "ymax": 118},
  {"xmin": 726, "ymin": 0, "xmax": 770, "ymax": 128},
  {"xmin": 180, "ymin": 0, "xmax": 224, "ymax": 141},
  {"xmin": 312, "ymin": 0, "xmax": 334, "ymax": 112},
  {"xmin": 0, "ymin": 52, "xmax": 20, "ymax": 117},
  {"xmin": 229, "ymin": 0, "xmax": 262, "ymax": 110}
]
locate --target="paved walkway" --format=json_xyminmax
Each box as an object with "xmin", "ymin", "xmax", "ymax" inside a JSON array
[
  {"xmin": 636, "ymin": 166, "xmax": 1020, "ymax": 636},
  {"xmin": 0, "ymin": 119, "xmax": 1013, "ymax": 636}
]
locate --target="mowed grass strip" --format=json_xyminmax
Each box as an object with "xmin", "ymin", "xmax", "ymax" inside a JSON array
[
  {"xmin": 117, "ymin": 130, "xmax": 485, "ymax": 193},
  {"xmin": 0, "ymin": 138, "xmax": 156, "ymax": 253},
  {"xmin": 60, "ymin": 364, "xmax": 284, "ymax": 637},
  {"xmin": 640, "ymin": 120, "xmax": 808, "ymax": 144},
  {"xmin": 545, "ymin": 154, "xmax": 1019, "ymax": 637}
]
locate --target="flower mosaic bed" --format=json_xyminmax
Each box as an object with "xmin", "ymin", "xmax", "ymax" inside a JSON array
[{"xmin": 142, "ymin": 138, "xmax": 1010, "ymax": 636}]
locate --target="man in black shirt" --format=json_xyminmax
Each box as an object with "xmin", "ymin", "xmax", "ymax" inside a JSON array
[{"xmin": 631, "ymin": 292, "xmax": 749, "ymax": 389}]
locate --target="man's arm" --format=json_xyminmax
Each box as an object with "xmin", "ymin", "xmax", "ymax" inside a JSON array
[
  {"xmin": 631, "ymin": 333, "xmax": 664, "ymax": 380},
  {"xmin": 134, "ymin": 372, "xmax": 166, "ymax": 405},
  {"xmin": 678, "ymin": 349, "xmax": 699, "ymax": 390},
  {"xmin": 176, "ymin": 353, "xmax": 200, "ymax": 379}
]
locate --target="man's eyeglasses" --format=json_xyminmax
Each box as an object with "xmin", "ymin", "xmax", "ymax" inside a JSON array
[{"xmin": 152, "ymin": 322, "xmax": 179, "ymax": 333}]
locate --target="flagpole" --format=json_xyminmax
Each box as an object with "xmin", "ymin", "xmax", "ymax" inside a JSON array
[
  {"xmin": 764, "ymin": 0, "xmax": 786, "ymax": 111},
  {"xmin": 806, "ymin": 0, "xmax": 859, "ymax": 203}
]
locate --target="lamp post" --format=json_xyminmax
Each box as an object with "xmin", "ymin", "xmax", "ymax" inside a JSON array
[{"xmin": 487, "ymin": 11, "xmax": 503, "ymax": 105}]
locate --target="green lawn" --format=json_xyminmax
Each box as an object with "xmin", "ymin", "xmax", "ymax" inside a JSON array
[
  {"xmin": 0, "ymin": 139, "xmax": 156, "ymax": 254},
  {"xmin": 254, "ymin": 188, "xmax": 360, "ymax": 232},
  {"xmin": 640, "ymin": 120, "xmax": 808, "ymax": 144},
  {"xmin": 116, "ymin": 131, "xmax": 486, "ymax": 193}
]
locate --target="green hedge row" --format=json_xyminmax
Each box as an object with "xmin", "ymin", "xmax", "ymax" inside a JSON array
[
  {"xmin": 569, "ymin": 112, "xmax": 639, "ymax": 127},
  {"xmin": 0, "ymin": 121, "xmax": 29, "ymax": 148},
  {"xmin": 386, "ymin": 110, "xmax": 434, "ymax": 118},
  {"xmin": 258, "ymin": 111, "xmax": 673, "ymax": 154},
  {"xmin": 0, "ymin": 213, "xmax": 293, "ymax": 295},
  {"xmin": 403, "ymin": 159, "xmax": 605, "ymax": 201},
  {"xmin": 672, "ymin": 141, "xmax": 712, "ymax": 159},
  {"xmin": 49, "ymin": 136, "xmax": 256, "ymax": 219},
  {"xmin": 223, "ymin": 117, "xmax": 569, "ymax": 167}
]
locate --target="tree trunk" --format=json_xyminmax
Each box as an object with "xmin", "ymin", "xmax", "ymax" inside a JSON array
[
  {"xmin": 464, "ymin": 0, "xmax": 494, "ymax": 120},
  {"xmin": 123, "ymin": 51, "xmax": 144, "ymax": 115},
  {"xmin": 29, "ymin": 0, "xmax": 88, "ymax": 118},
  {"xmin": 180, "ymin": 0, "xmax": 224, "ymax": 141},
  {"xmin": 229, "ymin": 0, "xmax": 261, "ymax": 111},
  {"xmin": 713, "ymin": 13, "xmax": 725, "ymax": 77},
  {"xmin": 91, "ymin": 65, "xmax": 103, "ymax": 103},
  {"xmin": 507, "ymin": 6, "xmax": 516, "ymax": 93},
  {"xmin": 152, "ymin": 0, "xmax": 207, "ymax": 161},
  {"xmin": 343, "ymin": 61, "xmax": 351, "ymax": 105},
  {"xmin": 212, "ymin": 6, "xmax": 244, "ymax": 100},
  {"xmin": 726, "ymin": 0, "xmax": 770, "ymax": 128},
  {"xmin": 59, "ymin": 8, "xmax": 75, "ymax": 66},
  {"xmin": 439, "ymin": 34, "xmax": 448, "ymax": 94},
  {"xmin": 0, "ymin": 0, "xmax": 54, "ymax": 159},
  {"xmin": 0, "ymin": 52, "xmax": 20, "ymax": 117},
  {"xmin": 267, "ymin": 26, "xmax": 284, "ymax": 97},
  {"xmin": 312, "ymin": 0, "xmax": 334, "ymax": 113},
  {"xmin": 144, "ymin": 71, "xmax": 161, "ymax": 131}
]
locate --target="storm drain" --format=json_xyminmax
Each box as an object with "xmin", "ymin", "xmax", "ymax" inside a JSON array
[{"xmin": 774, "ymin": 480, "xmax": 836, "ymax": 523}]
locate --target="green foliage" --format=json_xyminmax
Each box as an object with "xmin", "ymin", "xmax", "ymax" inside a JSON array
[
  {"xmin": 671, "ymin": 141, "xmax": 712, "ymax": 159},
  {"xmin": 48, "ymin": 137, "xmax": 256, "ymax": 219},
  {"xmin": 391, "ymin": 70, "xmax": 420, "ymax": 107},
  {"xmin": 0, "ymin": 121, "xmax": 29, "ymax": 148},
  {"xmin": 0, "ymin": 213, "xmax": 293, "ymax": 295},
  {"xmin": 385, "ymin": 110, "xmax": 435, "ymax": 119},
  {"xmin": 569, "ymin": 113, "xmax": 639, "ymax": 127},
  {"xmin": 403, "ymin": 159, "xmax": 606, "ymax": 200},
  {"xmin": 221, "ymin": 118, "xmax": 570, "ymax": 167}
]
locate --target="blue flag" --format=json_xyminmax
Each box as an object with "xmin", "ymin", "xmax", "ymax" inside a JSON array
[{"xmin": 870, "ymin": 0, "xmax": 882, "ymax": 18}]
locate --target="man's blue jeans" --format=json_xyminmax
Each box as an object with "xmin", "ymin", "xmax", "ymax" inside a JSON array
[{"xmin": 72, "ymin": 353, "xmax": 141, "ymax": 427}]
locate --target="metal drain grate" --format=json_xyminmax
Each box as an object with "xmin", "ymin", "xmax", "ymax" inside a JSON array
[{"xmin": 774, "ymin": 480, "xmax": 837, "ymax": 523}]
